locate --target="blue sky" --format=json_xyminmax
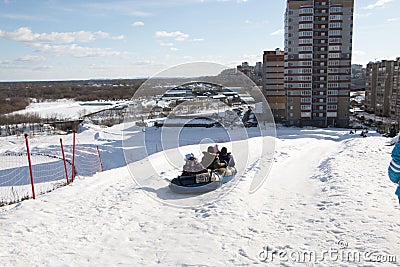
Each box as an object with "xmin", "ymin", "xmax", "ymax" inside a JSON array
[{"xmin": 0, "ymin": 0, "xmax": 399, "ymax": 81}]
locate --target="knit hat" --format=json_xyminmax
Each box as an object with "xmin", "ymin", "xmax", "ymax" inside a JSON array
[{"xmin": 185, "ymin": 153, "xmax": 195, "ymax": 161}]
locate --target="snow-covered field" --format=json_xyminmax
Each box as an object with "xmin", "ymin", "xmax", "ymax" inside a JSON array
[
  {"xmin": 12, "ymin": 99, "xmax": 125, "ymax": 120},
  {"xmin": 0, "ymin": 102, "xmax": 399, "ymax": 266}
]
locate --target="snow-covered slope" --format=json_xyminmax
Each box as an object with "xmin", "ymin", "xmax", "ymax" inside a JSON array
[{"xmin": 0, "ymin": 124, "xmax": 399, "ymax": 266}]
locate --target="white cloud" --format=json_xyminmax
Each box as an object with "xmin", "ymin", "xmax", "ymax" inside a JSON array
[
  {"xmin": 0, "ymin": 14, "xmax": 49, "ymax": 21},
  {"xmin": 270, "ymin": 29, "xmax": 284, "ymax": 36},
  {"xmin": 16, "ymin": 55, "xmax": 46, "ymax": 62},
  {"xmin": 160, "ymin": 42, "xmax": 174, "ymax": 46},
  {"xmin": 191, "ymin": 38, "xmax": 204, "ymax": 42},
  {"xmin": 0, "ymin": 27, "xmax": 122, "ymax": 44},
  {"xmin": 354, "ymin": 12, "xmax": 372, "ymax": 18},
  {"xmin": 353, "ymin": 50, "xmax": 367, "ymax": 56},
  {"xmin": 241, "ymin": 53, "xmax": 262, "ymax": 63},
  {"xmin": 33, "ymin": 43, "xmax": 129, "ymax": 58},
  {"xmin": 170, "ymin": 47, "xmax": 179, "ymax": 51},
  {"xmin": 132, "ymin": 21, "xmax": 145, "ymax": 27},
  {"xmin": 155, "ymin": 31, "xmax": 189, "ymax": 41},
  {"xmin": 363, "ymin": 0, "xmax": 394, "ymax": 10},
  {"xmin": 112, "ymin": 35, "xmax": 125, "ymax": 40}
]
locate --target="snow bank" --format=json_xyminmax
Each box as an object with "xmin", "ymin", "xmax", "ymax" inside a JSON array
[{"xmin": 0, "ymin": 122, "xmax": 399, "ymax": 266}]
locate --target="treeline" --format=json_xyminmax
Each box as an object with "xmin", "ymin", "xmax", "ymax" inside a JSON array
[
  {"xmin": 0, "ymin": 113, "xmax": 42, "ymax": 126},
  {"xmin": 0, "ymin": 79, "xmax": 146, "ymax": 115}
]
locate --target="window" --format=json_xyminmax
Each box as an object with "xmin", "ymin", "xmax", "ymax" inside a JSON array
[
  {"xmin": 300, "ymin": 16, "xmax": 313, "ymax": 22},
  {"xmin": 329, "ymin": 22, "xmax": 342, "ymax": 28},
  {"xmin": 328, "ymin": 90, "xmax": 339, "ymax": 95},
  {"xmin": 300, "ymin": 61, "xmax": 312, "ymax": 66},
  {"xmin": 300, "ymin": 83, "xmax": 312, "ymax": 88},
  {"xmin": 301, "ymin": 90, "xmax": 312, "ymax": 95},
  {"xmin": 299, "ymin": 38, "xmax": 313, "ymax": 44},
  {"xmin": 300, "ymin": 8, "xmax": 313, "ymax": 14},
  {"xmin": 298, "ymin": 68, "xmax": 312, "ymax": 74},
  {"xmin": 327, "ymin": 97, "xmax": 337, "ymax": 103},
  {"xmin": 301, "ymin": 105, "xmax": 311, "ymax": 110},
  {"xmin": 328, "ymin": 53, "xmax": 341, "ymax": 59},
  {"xmin": 298, "ymin": 75, "xmax": 312, "ymax": 80},
  {"xmin": 299, "ymin": 46, "xmax": 313, "ymax": 52},
  {"xmin": 330, "ymin": 7, "xmax": 342, "ymax": 13},
  {"xmin": 329, "ymin": 38, "xmax": 341, "ymax": 43},
  {"xmin": 301, "ymin": 98, "xmax": 311, "ymax": 103},
  {"xmin": 299, "ymin": 23, "xmax": 313, "ymax": 29},
  {"xmin": 329, "ymin": 45, "xmax": 341, "ymax": 51},
  {"xmin": 328, "ymin": 83, "xmax": 339, "ymax": 88},
  {"xmin": 329, "ymin": 30, "xmax": 342, "ymax": 35},
  {"xmin": 330, "ymin": 15, "xmax": 342, "ymax": 20},
  {"xmin": 299, "ymin": 54, "xmax": 313, "ymax": 59},
  {"xmin": 328, "ymin": 60, "xmax": 340, "ymax": 66},
  {"xmin": 328, "ymin": 68, "xmax": 339, "ymax": 73},
  {"xmin": 299, "ymin": 31, "xmax": 313, "ymax": 37},
  {"xmin": 327, "ymin": 105, "xmax": 338, "ymax": 110}
]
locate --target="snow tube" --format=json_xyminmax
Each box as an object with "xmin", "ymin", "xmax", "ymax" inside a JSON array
[
  {"xmin": 216, "ymin": 166, "xmax": 237, "ymax": 183},
  {"xmin": 169, "ymin": 171, "xmax": 223, "ymax": 194}
]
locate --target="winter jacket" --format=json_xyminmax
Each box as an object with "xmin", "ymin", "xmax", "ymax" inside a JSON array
[
  {"xmin": 388, "ymin": 142, "xmax": 400, "ymax": 184},
  {"xmin": 219, "ymin": 153, "xmax": 235, "ymax": 167},
  {"xmin": 182, "ymin": 159, "xmax": 206, "ymax": 175},
  {"xmin": 388, "ymin": 142, "xmax": 400, "ymax": 203},
  {"xmin": 201, "ymin": 151, "xmax": 226, "ymax": 170}
]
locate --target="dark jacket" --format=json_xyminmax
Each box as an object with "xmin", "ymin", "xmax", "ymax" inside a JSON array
[{"xmin": 219, "ymin": 153, "xmax": 235, "ymax": 167}]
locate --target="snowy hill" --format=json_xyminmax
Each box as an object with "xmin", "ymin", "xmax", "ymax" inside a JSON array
[{"xmin": 0, "ymin": 122, "xmax": 399, "ymax": 266}]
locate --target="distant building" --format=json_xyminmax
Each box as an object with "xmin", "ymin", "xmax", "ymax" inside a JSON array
[
  {"xmin": 284, "ymin": 0, "xmax": 354, "ymax": 127},
  {"xmin": 351, "ymin": 64, "xmax": 366, "ymax": 91},
  {"xmin": 263, "ymin": 49, "xmax": 285, "ymax": 122},
  {"xmin": 237, "ymin": 62, "xmax": 263, "ymax": 85},
  {"xmin": 365, "ymin": 58, "xmax": 400, "ymax": 122}
]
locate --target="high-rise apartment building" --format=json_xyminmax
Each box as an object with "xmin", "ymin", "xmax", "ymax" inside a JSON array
[
  {"xmin": 392, "ymin": 59, "xmax": 400, "ymax": 123},
  {"xmin": 284, "ymin": 0, "xmax": 354, "ymax": 127},
  {"xmin": 263, "ymin": 49, "xmax": 285, "ymax": 122},
  {"xmin": 365, "ymin": 58, "xmax": 400, "ymax": 122}
]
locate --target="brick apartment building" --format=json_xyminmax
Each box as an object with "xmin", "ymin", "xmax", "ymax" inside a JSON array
[
  {"xmin": 365, "ymin": 58, "xmax": 400, "ymax": 123},
  {"xmin": 262, "ymin": 49, "xmax": 285, "ymax": 122},
  {"xmin": 284, "ymin": 0, "xmax": 354, "ymax": 127}
]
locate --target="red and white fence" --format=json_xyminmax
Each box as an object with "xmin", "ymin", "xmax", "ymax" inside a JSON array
[{"xmin": 0, "ymin": 132, "xmax": 103, "ymax": 206}]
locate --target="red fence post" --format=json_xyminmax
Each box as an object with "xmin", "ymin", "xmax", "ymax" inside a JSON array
[
  {"xmin": 24, "ymin": 134, "xmax": 35, "ymax": 200},
  {"xmin": 72, "ymin": 131, "xmax": 76, "ymax": 182},
  {"xmin": 96, "ymin": 146, "xmax": 104, "ymax": 172},
  {"xmin": 60, "ymin": 138, "xmax": 69, "ymax": 185}
]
